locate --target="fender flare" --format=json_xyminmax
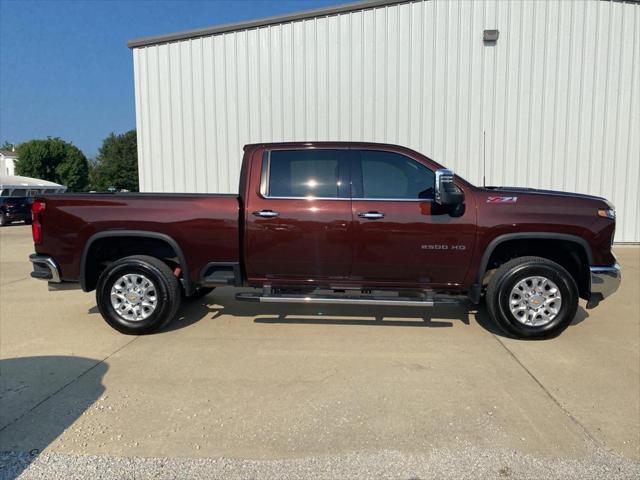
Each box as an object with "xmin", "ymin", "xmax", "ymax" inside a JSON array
[
  {"xmin": 474, "ymin": 232, "xmax": 594, "ymax": 285},
  {"xmin": 80, "ymin": 230, "xmax": 192, "ymax": 295}
]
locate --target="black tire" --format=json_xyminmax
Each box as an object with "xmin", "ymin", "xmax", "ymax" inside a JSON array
[
  {"xmin": 24, "ymin": 218, "xmax": 32, "ymax": 225},
  {"xmin": 486, "ymin": 256, "xmax": 579, "ymax": 339},
  {"xmin": 96, "ymin": 255, "xmax": 181, "ymax": 335},
  {"xmin": 0, "ymin": 213, "xmax": 9, "ymax": 226},
  {"xmin": 184, "ymin": 286, "xmax": 215, "ymax": 300}
]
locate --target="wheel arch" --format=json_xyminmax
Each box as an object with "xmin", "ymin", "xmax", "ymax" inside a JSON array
[
  {"xmin": 80, "ymin": 230, "xmax": 193, "ymax": 295},
  {"xmin": 474, "ymin": 232, "xmax": 593, "ymax": 300}
]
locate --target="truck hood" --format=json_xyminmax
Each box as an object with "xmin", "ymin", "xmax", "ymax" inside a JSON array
[{"xmin": 484, "ymin": 186, "xmax": 613, "ymax": 208}]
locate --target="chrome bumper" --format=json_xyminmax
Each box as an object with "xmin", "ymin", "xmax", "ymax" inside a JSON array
[
  {"xmin": 587, "ymin": 264, "xmax": 621, "ymax": 308},
  {"xmin": 29, "ymin": 254, "xmax": 61, "ymax": 283}
]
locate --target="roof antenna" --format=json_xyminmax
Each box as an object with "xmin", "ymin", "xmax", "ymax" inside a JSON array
[{"xmin": 482, "ymin": 130, "xmax": 486, "ymax": 187}]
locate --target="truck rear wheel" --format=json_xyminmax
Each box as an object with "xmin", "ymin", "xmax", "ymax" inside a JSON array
[
  {"xmin": 486, "ymin": 256, "xmax": 578, "ymax": 339},
  {"xmin": 96, "ymin": 255, "xmax": 181, "ymax": 335}
]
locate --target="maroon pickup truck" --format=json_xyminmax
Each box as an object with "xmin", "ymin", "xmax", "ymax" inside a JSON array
[{"xmin": 29, "ymin": 142, "xmax": 620, "ymax": 339}]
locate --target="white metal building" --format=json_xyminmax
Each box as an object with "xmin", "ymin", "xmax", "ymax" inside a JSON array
[{"xmin": 129, "ymin": 0, "xmax": 640, "ymax": 242}]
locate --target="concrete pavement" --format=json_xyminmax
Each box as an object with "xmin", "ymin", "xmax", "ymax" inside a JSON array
[{"xmin": 1, "ymin": 225, "xmax": 638, "ymax": 478}]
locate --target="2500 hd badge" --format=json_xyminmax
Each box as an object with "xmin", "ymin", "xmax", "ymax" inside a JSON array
[{"xmin": 421, "ymin": 244, "xmax": 467, "ymax": 251}]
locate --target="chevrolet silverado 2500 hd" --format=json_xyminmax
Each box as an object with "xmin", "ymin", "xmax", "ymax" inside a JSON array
[{"xmin": 29, "ymin": 142, "xmax": 620, "ymax": 338}]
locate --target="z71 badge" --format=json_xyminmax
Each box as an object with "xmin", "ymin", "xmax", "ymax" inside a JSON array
[{"xmin": 487, "ymin": 196, "xmax": 518, "ymax": 203}]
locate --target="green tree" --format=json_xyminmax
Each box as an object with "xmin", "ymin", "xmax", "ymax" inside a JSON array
[
  {"xmin": 90, "ymin": 130, "xmax": 138, "ymax": 192},
  {"xmin": 15, "ymin": 138, "xmax": 89, "ymax": 191}
]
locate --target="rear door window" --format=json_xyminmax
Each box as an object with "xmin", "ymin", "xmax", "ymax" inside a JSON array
[{"xmin": 262, "ymin": 150, "xmax": 349, "ymax": 199}]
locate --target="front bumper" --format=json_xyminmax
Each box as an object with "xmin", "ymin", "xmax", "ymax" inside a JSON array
[
  {"xmin": 587, "ymin": 264, "xmax": 621, "ymax": 308},
  {"xmin": 29, "ymin": 254, "xmax": 61, "ymax": 283}
]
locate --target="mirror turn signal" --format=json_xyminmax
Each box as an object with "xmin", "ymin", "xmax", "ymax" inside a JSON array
[{"xmin": 597, "ymin": 208, "xmax": 615, "ymax": 219}]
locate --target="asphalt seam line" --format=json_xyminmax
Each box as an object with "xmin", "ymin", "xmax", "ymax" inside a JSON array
[
  {"xmin": 492, "ymin": 333, "xmax": 605, "ymax": 450},
  {"xmin": 0, "ymin": 336, "xmax": 140, "ymax": 434}
]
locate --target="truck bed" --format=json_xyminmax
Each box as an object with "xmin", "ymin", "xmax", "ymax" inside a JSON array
[{"xmin": 34, "ymin": 193, "xmax": 240, "ymax": 287}]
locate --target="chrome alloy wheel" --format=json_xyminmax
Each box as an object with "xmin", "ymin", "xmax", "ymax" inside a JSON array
[
  {"xmin": 110, "ymin": 273, "xmax": 158, "ymax": 321},
  {"xmin": 509, "ymin": 276, "xmax": 562, "ymax": 326}
]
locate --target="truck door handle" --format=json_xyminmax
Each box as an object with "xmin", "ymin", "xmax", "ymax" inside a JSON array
[
  {"xmin": 253, "ymin": 209, "xmax": 279, "ymax": 218},
  {"xmin": 358, "ymin": 211, "xmax": 385, "ymax": 219}
]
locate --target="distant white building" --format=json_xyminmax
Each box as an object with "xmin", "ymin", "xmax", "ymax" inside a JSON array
[{"xmin": 0, "ymin": 149, "xmax": 18, "ymax": 176}]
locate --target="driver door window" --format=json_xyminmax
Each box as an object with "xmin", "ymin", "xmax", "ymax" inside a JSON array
[{"xmin": 354, "ymin": 150, "xmax": 435, "ymax": 200}]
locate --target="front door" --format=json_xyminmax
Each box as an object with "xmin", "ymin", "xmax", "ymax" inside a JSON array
[
  {"xmin": 349, "ymin": 149, "xmax": 476, "ymax": 288},
  {"xmin": 244, "ymin": 148, "xmax": 353, "ymax": 284}
]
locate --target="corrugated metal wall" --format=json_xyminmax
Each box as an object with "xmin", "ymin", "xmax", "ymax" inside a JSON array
[{"xmin": 132, "ymin": 0, "xmax": 640, "ymax": 242}]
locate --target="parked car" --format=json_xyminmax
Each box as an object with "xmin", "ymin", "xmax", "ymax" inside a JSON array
[
  {"xmin": 0, "ymin": 196, "xmax": 32, "ymax": 226},
  {"xmin": 28, "ymin": 142, "xmax": 620, "ymax": 338}
]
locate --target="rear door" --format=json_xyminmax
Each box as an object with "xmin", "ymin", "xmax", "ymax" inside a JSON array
[
  {"xmin": 350, "ymin": 149, "xmax": 475, "ymax": 288},
  {"xmin": 244, "ymin": 148, "xmax": 353, "ymax": 284}
]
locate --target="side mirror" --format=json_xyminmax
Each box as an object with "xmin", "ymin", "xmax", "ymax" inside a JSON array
[{"xmin": 435, "ymin": 169, "xmax": 464, "ymax": 207}]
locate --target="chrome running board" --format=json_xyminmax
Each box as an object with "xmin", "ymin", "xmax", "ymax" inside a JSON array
[{"xmin": 236, "ymin": 289, "xmax": 461, "ymax": 307}]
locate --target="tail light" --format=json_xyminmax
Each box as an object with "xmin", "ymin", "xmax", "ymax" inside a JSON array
[{"xmin": 31, "ymin": 200, "xmax": 46, "ymax": 245}]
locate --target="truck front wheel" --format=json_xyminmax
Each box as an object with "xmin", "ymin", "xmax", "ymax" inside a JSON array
[
  {"xmin": 96, "ymin": 255, "xmax": 181, "ymax": 335},
  {"xmin": 486, "ymin": 256, "xmax": 579, "ymax": 339}
]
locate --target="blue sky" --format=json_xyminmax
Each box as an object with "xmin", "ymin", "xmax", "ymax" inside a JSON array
[{"xmin": 0, "ymin": 0, "xmax": 345, "ymax": 157}]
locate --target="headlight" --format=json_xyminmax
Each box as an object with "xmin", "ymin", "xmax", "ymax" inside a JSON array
[{"xmin": 597, "ymin": 208, "xmax": 616, "ymax": 219}]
